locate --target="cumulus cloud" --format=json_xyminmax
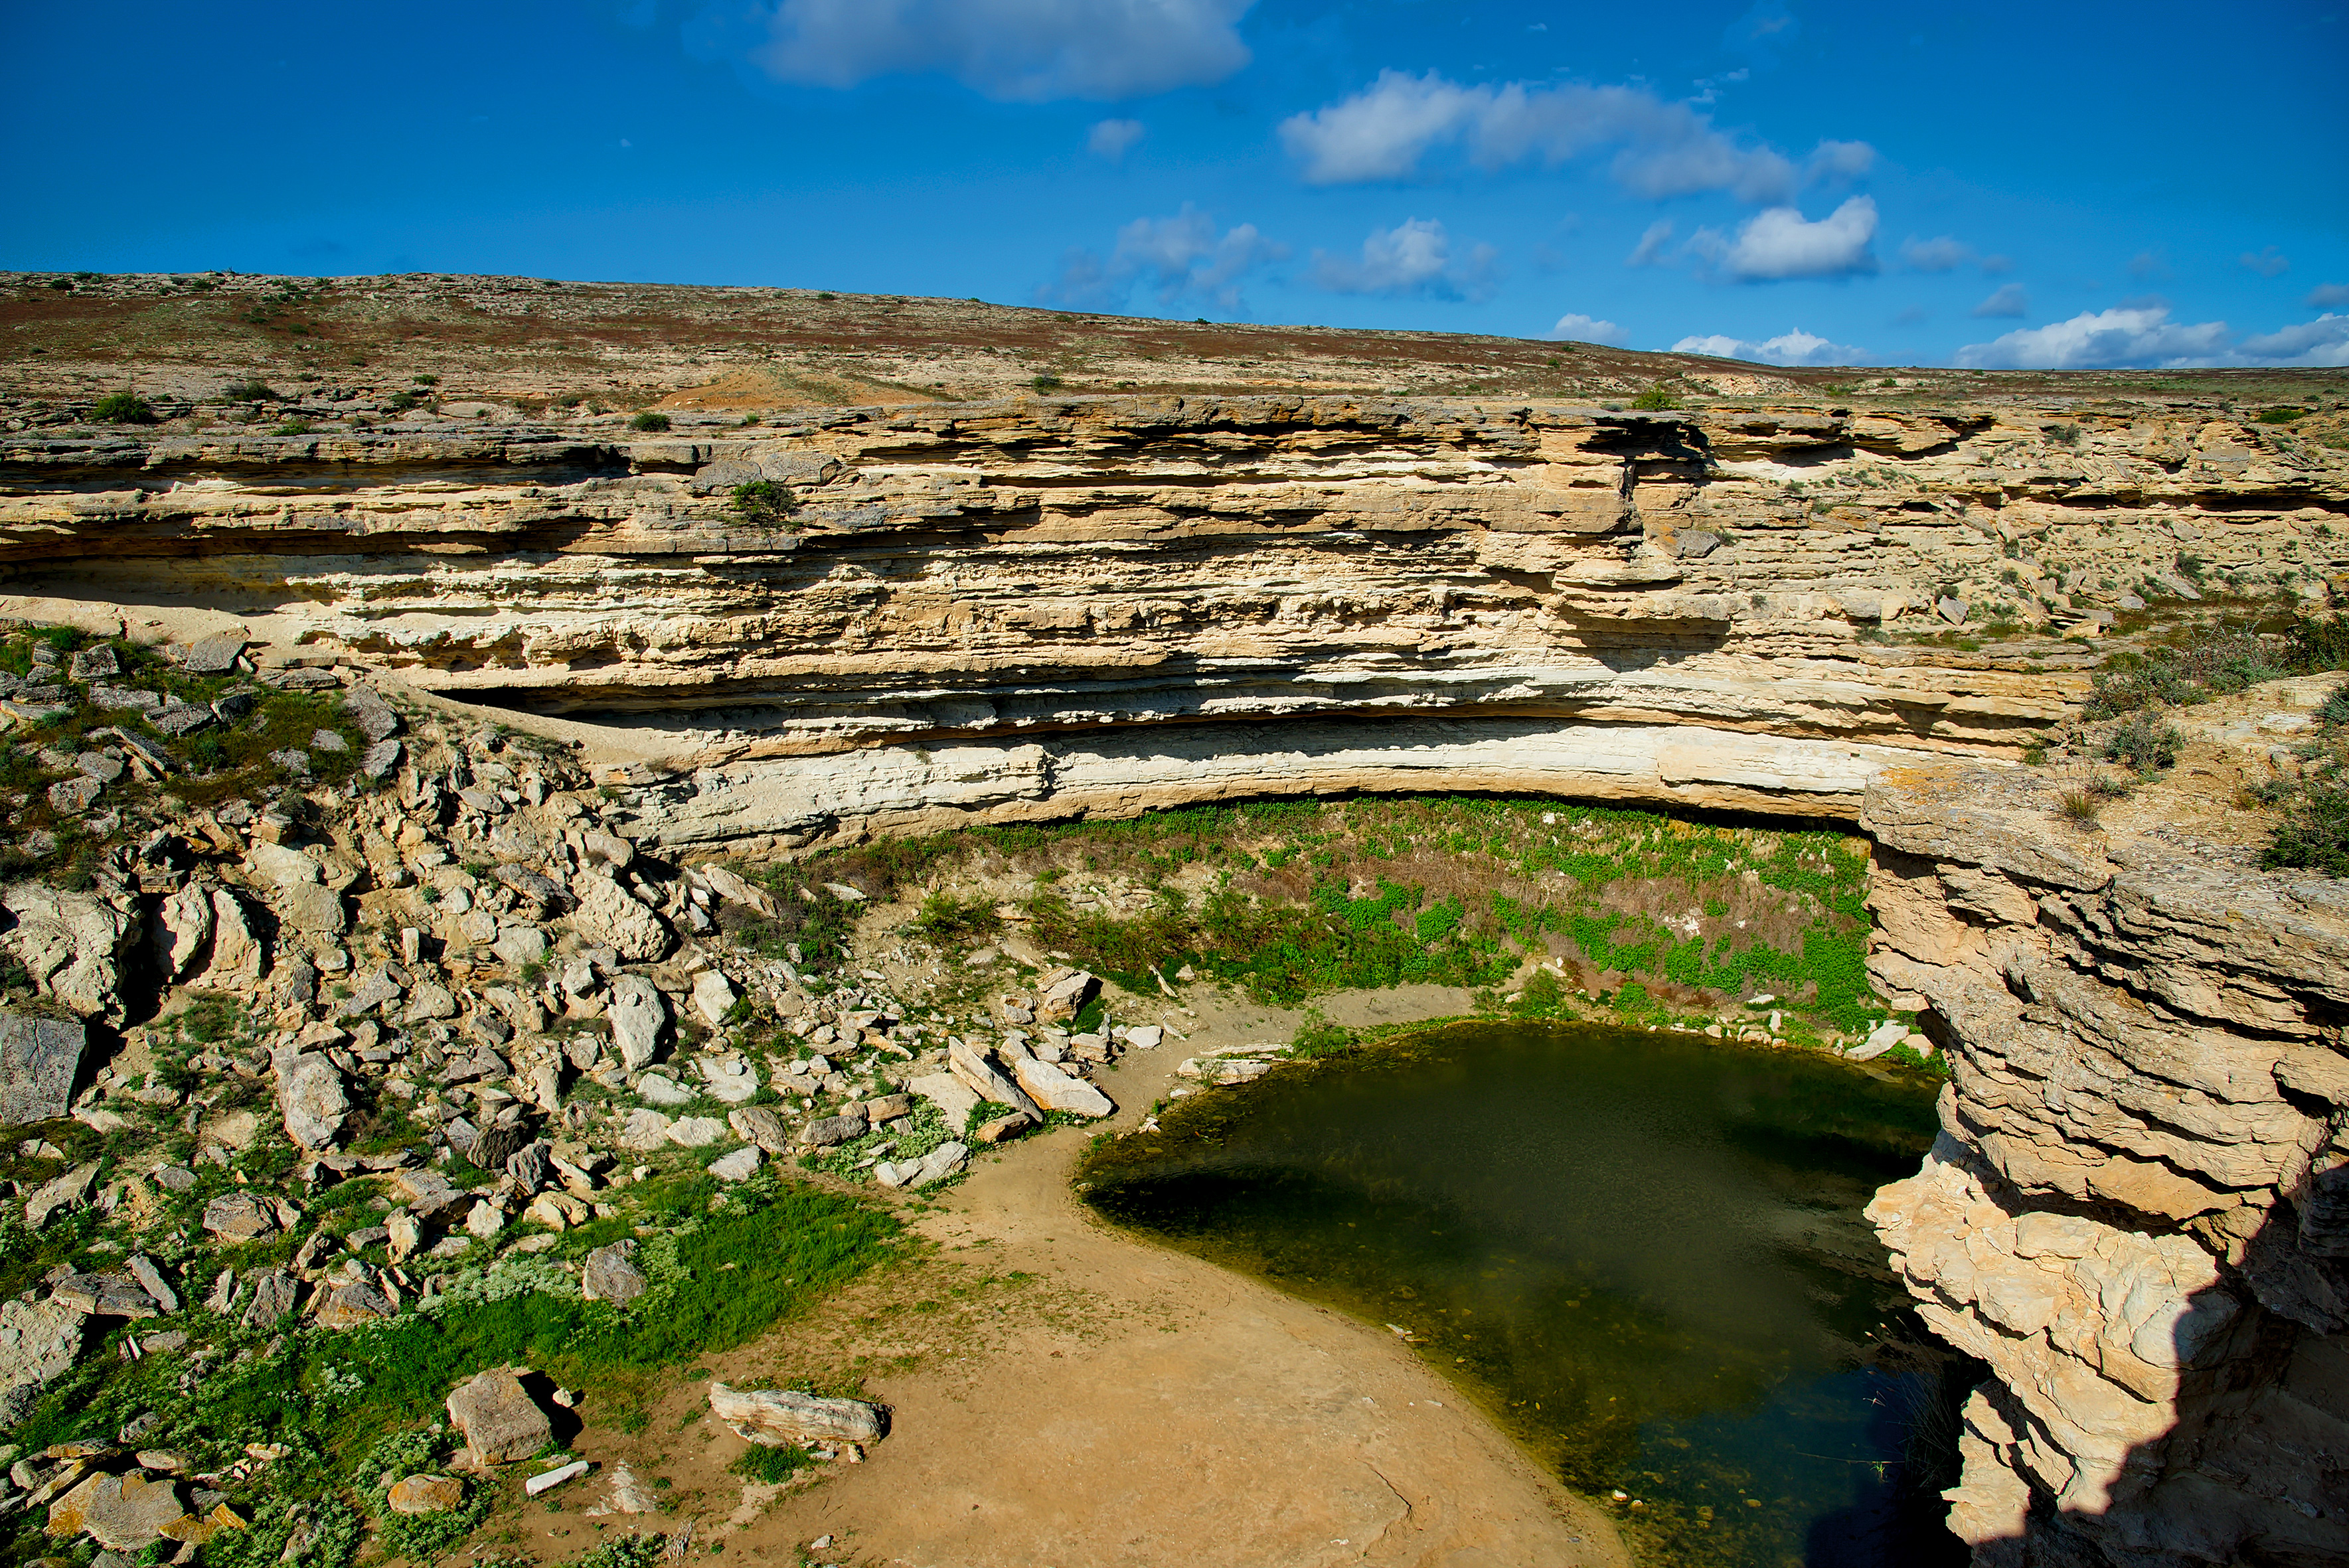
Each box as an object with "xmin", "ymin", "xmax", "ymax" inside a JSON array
[
  {"xmin": 2129, "ymin": 248, "xmax": 2173, "ymax": 281},
  {"xmin": 2233, "ymin": 314, "xmax": 2349, "ymax": 366},
  {"xmin": 1039, "ymin": 204, "xmax": 1285, "ymax": 311},
  {"xmin": 1088, "ymin": 118, "xmax": 1146, "ymax": 161},
  {"xmin": 1956, "ymin": 304, "xmax": 2231, "ymax": 369},
  {"xmin": 1547, "ymin": 313, "xmax": 1630, "ymax": 346},
  {"xmin": 2239, "ymin": 246, "xmax": 2289, "ymax": 278},
  {"xmin": 1625, "ymin": 219, "xmax": 1676, "ymax": 268},
  {"xmin": 1689, "ymin": 196, "xmax": 1878, "ymax": 281},
  {"xmin": 1311, "ymin": 218, "xmax": 1498, "ymax": 301},
  {"xmin": 2305, "ymin": 283, "xmax": 2349, "ymax": 308},
  {"xmin": 745, "ymin": 0, "xmax": 1252, "ymax": 102},
  {"xmin": 1971, "ymin": 283, "xmax": 2029, "ymax": 319},
  {"xmin": 1671, "ymin": 327, "xmax": 1868, "ymax": 366},
  {"xmin": 1275, "ymin": 70, "xmax": 1869, "ymax": 205}
]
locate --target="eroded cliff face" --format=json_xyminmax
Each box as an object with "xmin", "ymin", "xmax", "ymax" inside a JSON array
[
  {"xmin": 1862, "ymin": 685, "xmax": 2349, "ymax": 1565},
  {"xmin": 4, "ymin": 396, "xmax": 2342, "ymax": 846}
]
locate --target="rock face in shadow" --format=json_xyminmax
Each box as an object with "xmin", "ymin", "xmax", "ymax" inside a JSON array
[{"xmin": 1861, "ymin": 750, "xmax": 2349, "ymax": 1565}]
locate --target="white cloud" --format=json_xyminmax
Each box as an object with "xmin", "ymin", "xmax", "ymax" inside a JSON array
[
  {"xmin": 1625, "ymin": 219, "xmax": 1676, "ymax": 268},
  {"xmin": 1690, "ymin": 196, "xmax": 1878, "ymax": 281},
  {"xmin": 2233, "ymin": 314, "xmax": 2349, "ymax": 366},
  {"xmin": 1671, "ymin": 327, "xmax": 1868, "ymax": 366},
  {"xmin": 1275, "ymin": 70, "xmax": 1869, "ymax": 205},
  {"xmin": 1971, "ymin": 283, "xmax": 2029, "ymax": 319},
  {"xmin": 747, "ymin": 0, "xmax": 1252, "ymax": 102},
  {"xmin": 1548, "ymin": 313, "xmax": 1630, "ymax": 346},
  {"xmin": 2303, "ymin": 283, "xmax": 2349, "ymax": 308},
  {"xmin": 1900, "ymin": 235, "xmax": 1969, "ymax": 272},
  {"xmin": 1039, "ymin": 204, "xmax": 1285, "ymax": 311},
  {"xmin": 2239, "ymin": 246, "xmax": 2289, "ymax": 278},
  {"xmin": 1956, "ymin": 304, "xmax": 2230, "ymax": 368},
  {"xmin": 1311, "ymin": 217, "xmax": 1498, "ymax": 301},
  {"xmin": 1088, "ymin": 118, "xmax": 1145, "ymax": 161}
]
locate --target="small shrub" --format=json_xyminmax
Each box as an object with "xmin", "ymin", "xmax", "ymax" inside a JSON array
[
  {"xmin": 912, "ymin": 891, "xmax": 999, "ymax": 943},
  {"xmin": 386, "ymin": 390, "xmax": 420, "ymax": 412},
  {"xmin": 2318, "ymin": 680, "xmax": 2349, "ymax": 731},
  {"xmin": 2263, "ymin": 783, "xmax": 2349, "ymax": 878},
  {"xmin": 2056, "ymin": 789, "xmax": 2100, "ymax": 826},
  {"xmin": 1631, "ymin": 382, "xmax": 1681, "ymax": 410},
  {"xmin": 2256, "ymin": 407, "xmax": 2307, "ymax": 424},
  {"xmin": 222, "ymin": 378, "xmax": 278, "ymax": 402},
  {"xmin": 2103, "ymin": 712, "xmax": 2182, "ymax": 775},
  {"xmin": 1030, "ymin": 373, "xmax": 1064, "ymax": 392},
  {"xmin": 414, "ymin": 374, "xmax": 438, "ymax": 386},
  {"xmin": 728, "ymin": 479, "xmax": 795, "ymax": 525},
  {"xmin": 728, "ymin": 1442, "xmax": 813, "ymax": 1484},
  {"xmin": 1289, "ymin": 1009, "xmax": 1357, "ymax": 1059},
  {"xmin": 272, "ymin": 420, "xmax": 317, "ymax": 436},
  {"xmin": 91, "ymin": 391, "xmax": 156, "ymax": 424},
  {"xmin": 2285, "ymin": 611, "xmax": 2349, "ymax": 674},
  {"xmin": 630, "ymin": 411, "xmax": 671, "ymax": 431},
  {"xmin": 2046, "ymin": 424, "xmax": 2080, "ymax": 445}
]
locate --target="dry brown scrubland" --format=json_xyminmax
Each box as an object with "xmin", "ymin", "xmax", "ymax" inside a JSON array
[{"xmin": 5, "ymin": 270, "xmax": 2349, "ymax": 1567}]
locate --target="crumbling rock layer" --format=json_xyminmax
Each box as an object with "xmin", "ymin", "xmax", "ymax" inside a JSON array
[
  {"xmin": 5, "ymin": 396, "xmax": 2343, "ymax": 840},
  {"xmin": 1863, "ymin": 760, "xmax": 2349, "ymax": 1565}
]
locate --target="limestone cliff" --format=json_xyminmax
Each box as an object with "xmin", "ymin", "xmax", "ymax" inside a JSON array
[
  {"xmin": 5, "ymin": 396, "xmax": 2342, "ymax": 846},
  {"xmin": 1863, "ymin": 681, "xmax": 2349, "ymax": 1564}
]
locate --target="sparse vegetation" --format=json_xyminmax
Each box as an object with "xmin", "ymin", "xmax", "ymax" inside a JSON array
[
  {"xmin": 629, "ymin": 410, "xmax": 671, "ymax": 431},
  {"xmin": 91, "ymin": 390, "xmax": 155, "ymax": 424},
  {"xmin": 728, "ymin": 477, "xmax": 795, "ymax": 525},
  {"xmin": 1631, "ymin": 382, "xmax": 1681, "ymax": 410}
]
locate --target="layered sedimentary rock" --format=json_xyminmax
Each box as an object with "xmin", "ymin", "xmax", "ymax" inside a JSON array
[
  {"xmin": 5, "ymin": 397, "xmax": 2342, "ymax": 841},
  {"xmin": 1863, "ymin": 745, "xmax": 2349, "ymax": 1565}
]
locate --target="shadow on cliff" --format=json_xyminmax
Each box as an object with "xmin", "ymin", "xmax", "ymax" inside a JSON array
[{"xmin": 1920, "ymin": 1182, "xmax": 2345, "ymax": 1566}]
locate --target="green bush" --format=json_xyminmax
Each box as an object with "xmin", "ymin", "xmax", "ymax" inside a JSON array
[
  {"xmin": 1030, "ymin": 373, "xmax": 1065, "ymax": 392},
  {"xmin": 728, "ymin": 478, "xmax": 795, "ymax": 525},
  {"xmin": 2263, "ymin": 783, "xmax": 2349, "ymax": 878},
  {"xmin": 629, "ymin": 411, "xmax": 671, "ymax": 431},
  {"xmin": 2103, "ymin": 712, "xmax": 2182, "ymax": 775},
  {"xmin": 728, "ymin": 1441, "xmax": 813, "ymax": 1482},
  {"xmin": 2285, "ymin": 611, "xmax": 2349, "ymax": 674},
  {"xmin": 1631, "ymin": 382, "xmax": 1681, "ymax": 410},
  {"xmin": 222, "ymin": 378, "xmax": 278, "ymax": 402},
  {"xmin": 912, "ymin": 891, "xmax": 1000, "ymax": 943},
  {"xmin": 91, "ymin": 391, "xmax": 155, "ymax": 424}
]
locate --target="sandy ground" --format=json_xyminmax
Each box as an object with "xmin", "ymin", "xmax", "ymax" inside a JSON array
[{"xmin": 535, "ymin": 985, "xmax": 1625, "ymax": 1568}]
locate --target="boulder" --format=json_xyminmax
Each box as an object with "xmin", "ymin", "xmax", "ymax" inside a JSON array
[
  {"xmin": 200, "ymin": 888, "xmax": 266, "ymax": 988},
  {"xmin": 25, "ymin": 1161, "xmax": 100, "ymax": 1227},
  {"xmin": 279, "ymin": 882, "xmax": 347, "ymax": 935},
  {"xmin": 360, "ymin": 738, "xmax": 403, "ymax": 781},
  {"xmin": 1, "ymin": 884, "xmax": 133, "ymax": 1020},
  {"xmin": 708, "ymin": 1382, "xmax": 886, "ymax": 1447},
  {"xmin": 126, "ymin": 1255, "xmax": 179, "ymax": 1314},
  {"xmin": 242, "ymin": 1269, "xmax": 301, "ymax": 1329},
  {"xmin": 181, "ymin": 634, "xmax": 246, "ymax": 675},
  {"xmin": 707, "ymin": 1146, "xmax": 763, "ymax": 1182},
  {"xmin": 908, "ymin": 1071, "xmax": 979, "ymax": 1130},
  {"xmin": 1034, "ymin": 969, "xmax": 1099, "ymax": 1024},
  {"xmin": 0, "ymin": 1298, "xmax": 82, "ymax": 1415},
  {"xmin": 1010, "ymin": 1056, "xmax": 1114, "ymax": 1119},
  {"xmin": 46, "ymin": 1470, "xmax": 187, "ymax": 1552},
  {"xmin": 150, "ymin": 884, "xmax": 215, "ymax": 982},
  {"xmin": 667, "ymin": 1116, "xmax": 727, "ymax": 1148},
  {"xmin": 342, "ymin": 684, "xmax": 404, "ymax": 743},
  {"xmin": 48, "ymin": 775, "xmax": 103, "ymax": 814},
  {"xmin": 247, "ymin": 840, "xmax": 322, "ymax": 888},
  {"xmin": 728, "ymin": 1105, "xmax": 792, "ymax": 1153},
  {"xmin": 314, "ymin": 1280, "xmax": 396, "ymax": 1327},
  {"xmin": 690, "ymin": 969, "xmax": 738, "ymax": 1027},
  {"xmin": 617, "ymin": 1108, "xmax": 673, "ymax": 1151},
  {"xmin": 387, "ymin": 1475, "xmax": 464, "ymax": 1515},
  {"xmin": 581, "ymin": 1240, "xmax": 647, "ymax": 1304},
  {"xmin": 799, "ymin": 1110, "xmax": 868, "ymax": 1148},
  {"xmin": 1126, "ymin": 1025, "xmax": 1164, "ymax": 1049},
  {"xmin": 446, "ymin": 1368, "xmax": 552, "ymax": 1464},
  {"xmin": 570, "ymin": 874, "xmax": 670, "ymax": 961},
  {"xmin": 491, "ymin": 926, "xmax": 549, "ymax": 969},
  {"xmin": 606, "ymin": 974, "xmax": 666, "ymax": 1071},
  {"xmin": 272, "ymin": 1049, "xmax": 349, "ymax": 1150},
  {"xmin": 946, "ymin": 1040, "xmax": 1041, "ymax": 1121},
  {"xmin": 634, "ymin": 1072, "xmax": 694, "ymax": 1107},
  {"xmin": 0, "ymin": 1010, "xmax": 86, "ymax": 1125},
  {"xmin": 201, "ymin": 1192, "xmax": 279, "ymax": 1242},
  {"xmin": 51, "ymin": 1272, "xmax": 161, "ymax": 1318},
  {"xmin": 697, "ymin": 1058, "xmax": 759, "ymax": 1103}
]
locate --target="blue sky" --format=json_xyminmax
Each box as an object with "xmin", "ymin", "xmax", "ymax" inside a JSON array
[{"xmin": 5, "ymin": 1, "xmax": 2345, "ymax": 368}]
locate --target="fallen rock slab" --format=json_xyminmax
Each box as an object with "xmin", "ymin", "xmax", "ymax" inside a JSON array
[
  {"xmin": 387, "ymin": 1474, "xmax": 465, "ymax": 1515},
  {"xmin": 708, "ymin": 1382, "xmax": 887, "ymax": 1447},
  {"xmin": 582, "ymin": 1240, "xmax": 646, "ymax": 1304},
  {"xmin": 46, "ymin": 1470, "xmax": 185, "ymax": 1551},
  {"xmin": 1010, "ymin": 1056, "xmax": 1113, "ymax": 1119},
  {"xmin": 606, "ymin": 974, "xmax": 667, "ymax": 1071},
  {"xmin": 446, "ymin": 1368, "xmax": 552, "ymax": 1464}
]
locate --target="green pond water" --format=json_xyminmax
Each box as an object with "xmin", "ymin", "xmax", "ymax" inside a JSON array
[{"xmin": 1077, "ymin": 1021, "xmax": 1967, "ymax": 1568}]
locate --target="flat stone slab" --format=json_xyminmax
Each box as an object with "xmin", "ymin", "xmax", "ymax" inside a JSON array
[{"xmin": 0, "ymin": 1011, "xmax": 86, "ymax": 1125}]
